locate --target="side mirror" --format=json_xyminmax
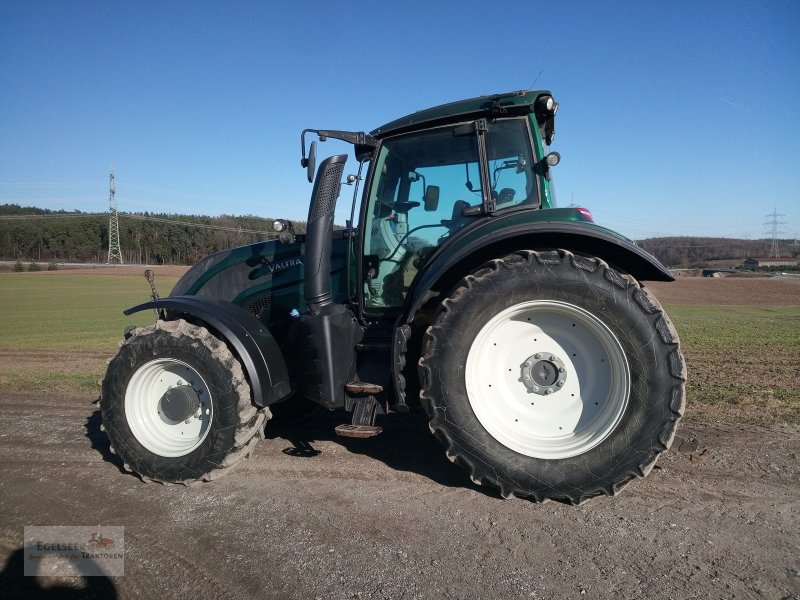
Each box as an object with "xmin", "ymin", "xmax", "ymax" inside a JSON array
[
  {"xmin": 424, "ymin": 185, "xmax": 440, "ymax": 211},
  {"xmin": 306, "ymin": 141, "xmax": 317, "ymax": 183}
]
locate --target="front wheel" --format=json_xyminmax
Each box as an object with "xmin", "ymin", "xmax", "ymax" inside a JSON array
[
  {"xmin": 419, "ymin": 250, "xmax": 686, "ymax": 504},
  {"xmin": 101, "ymin": 319, "xmax": 269, "ymax": 483}
]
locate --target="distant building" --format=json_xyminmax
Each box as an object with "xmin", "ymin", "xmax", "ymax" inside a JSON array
[{"xmin": 743, "ymin": 257, "xmax": 799, "ymax": 268}]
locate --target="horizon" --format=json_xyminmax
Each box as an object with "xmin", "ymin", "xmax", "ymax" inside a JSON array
[
  {"xmin": 1, "ymin": 2, "xmax": 798, "ymax": 240},
  {"xmin": 3, "ymin": 201, "xmax": 799, "ymax": 248}
]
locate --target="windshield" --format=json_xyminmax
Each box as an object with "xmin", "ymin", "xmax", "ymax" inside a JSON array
[{"xmin": 362, "ymin": 117, "xmax": 537, "ymax": 309}]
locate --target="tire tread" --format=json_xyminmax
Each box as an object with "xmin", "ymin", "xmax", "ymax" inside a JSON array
[
  {"xmin": 102, "ymin": 319, "xmax": 269, "ymax": 485},
  {"xmin": 419, "ymin": 249, "xmax": 686, "ymax": 504}
]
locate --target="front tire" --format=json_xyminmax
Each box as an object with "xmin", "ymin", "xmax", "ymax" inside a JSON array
[
  {"xmin": 419, "ymin": 250, "xmax": 686, "ymax": 504},
  {"xmin": 101, "ymin": 319, "xmax": 269, "ymax": 483}
]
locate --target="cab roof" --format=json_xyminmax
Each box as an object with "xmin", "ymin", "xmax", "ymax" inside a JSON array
[{"xmin": 370, "ymin": 89, "xmax": 551, "ymax": 139}]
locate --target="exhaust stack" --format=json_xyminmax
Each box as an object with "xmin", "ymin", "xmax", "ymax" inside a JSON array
[
  {"xmin": 304, "ymin": 154, "xmax": 347, "ymax": 309},
  {"xmin": 298, "ymin": 153, "xmax": 360, "ymax": 410}
]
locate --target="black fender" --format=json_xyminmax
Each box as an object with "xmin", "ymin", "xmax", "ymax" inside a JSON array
[
  {"xmin": 401, "ymin": 219, "xmax": 673, "ymax": 325},
  {"xmin": 124, "ymin": 297, "xmax": 292, "ymax": 407}
]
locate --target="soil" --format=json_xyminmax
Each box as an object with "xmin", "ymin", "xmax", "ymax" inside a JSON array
[
  {"xmin": 646, "ymin": 274, "xmax": 800, "ymax": 307},
  {"xmin": 0, "ymin": 274, "xmax": 798, "ymax": 599}
]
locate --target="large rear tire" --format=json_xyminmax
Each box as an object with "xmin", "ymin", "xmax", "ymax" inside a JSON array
[
  {"xmin": 419, "ymin": 250, "xmax": 686, "ymax": 504},
  {"xmin": 101, "ymin": 319, "xmax": 269, "ymax": 483}
]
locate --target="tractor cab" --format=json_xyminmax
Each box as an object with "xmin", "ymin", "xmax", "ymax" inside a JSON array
[
  {"xmin": 301, "ymin": 90, "xmax": 562, "ymax": 311},
  {"xmin": 361, "ymin": 113, "xmax": 546, "ymax": 309}
]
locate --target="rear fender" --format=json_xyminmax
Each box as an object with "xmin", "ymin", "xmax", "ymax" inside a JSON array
[
  {"xmin": 124, "ymin": 297, "xmax": 291, "ymax": 407},
  {"xmin": 401, "ymin": 220, "xmax": 673, "ymax": 326}
]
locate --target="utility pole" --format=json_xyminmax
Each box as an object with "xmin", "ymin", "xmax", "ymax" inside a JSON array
[
  {"xmin": 763, "ymin": 208, "xmax": 786, "ymax": 259},
  {"xmin": 107, "ymin": 169, "xmax": 123, "ymax": 264}
]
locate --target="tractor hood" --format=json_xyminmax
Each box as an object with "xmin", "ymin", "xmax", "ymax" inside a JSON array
[
  {"xmin": 171, "ymin": 237, "xmax": 306, "ymax": 299},
  {"xmin": 169, "ymin": 232, "xmax": 352, "ymax": 325}
]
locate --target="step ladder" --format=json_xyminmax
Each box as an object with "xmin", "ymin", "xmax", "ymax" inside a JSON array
[{"xmin": 335, "ymin": 382, "xmax": 383, "ymax": 438}]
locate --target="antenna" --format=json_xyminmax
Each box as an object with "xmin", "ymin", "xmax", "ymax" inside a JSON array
[
  {"xmin": 763, "ymin": 208, "xmax": 786, "ymax": 259},
  {"xmin": 107, "ymin": 169, "xmax": 123, "ymax": 264},
  {"xmin": 530, "ymin": 70, "xmax": 543, "ymax": 88}
]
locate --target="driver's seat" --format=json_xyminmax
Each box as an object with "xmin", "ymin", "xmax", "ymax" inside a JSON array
[{"xmin": 441, "ymin": 199, "xmax": 472, "ymax": 231}]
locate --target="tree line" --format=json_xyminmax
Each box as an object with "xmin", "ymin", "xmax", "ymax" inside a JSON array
[
  {"xmin": 1, "ymin": 204, "xmax": 797, "ymax": 267},
  {"xmin": 0, "ymin": 204, "xmax": 306, "ymax": 265},
  {"xmin": 637, "ymin": 236, "xmax": 800, "ymax": 268}
]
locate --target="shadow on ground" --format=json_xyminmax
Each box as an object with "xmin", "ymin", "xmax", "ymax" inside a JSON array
[
  {"xmin": 0, "ymin": 548, "xmax": 118, "ymax": 600},
  {"xmin": 84, "ymin": 408, "xmax": 125, "ymax": 475},
  {"xmin": 265, "ymin": 405, "xmax": 497, "ymax": 498},
  {"xmin": 84, "ymin": 396, "xmax": 496, "ymax": 497}
]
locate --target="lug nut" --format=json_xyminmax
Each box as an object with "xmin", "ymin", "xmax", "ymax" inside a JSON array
[
  {"xmin": 535, "ymin": 353, "xmax": 542, "ymax": 359},
  {"xmin": 559, "ymin": 367, "xmax": 566, "ymax": 373},
  {"xmin": 548, "ymin": 356, "xmax": 556, "ymax": 362},
  {"xmin": 556, "ymin": 381, "xmax": 565, "ymax": 387},
  {"xmin": 545, "ymin": 388, "xmax": 554, "ymax": 395}
]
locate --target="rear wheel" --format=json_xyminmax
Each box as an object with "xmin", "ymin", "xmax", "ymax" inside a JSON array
[
  {"xmin": 101, "ymin": 319, "xmax": 269, "ymax": 483},
  {"xmin": 419, "ymin": 250, "xmax": 686, "ymax": 503}
]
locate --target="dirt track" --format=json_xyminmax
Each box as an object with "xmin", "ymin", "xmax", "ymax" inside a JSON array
[
  {"xmin": 1, "ymin": 274, "xmax": 799, "ymax": 599},
  {"xmin": 646, "ymin": 274, "xmax": 800, "ymax": 307},
  {"xmin": 0, "ymin": 396, "xmax": 798, "ymax": 599}
]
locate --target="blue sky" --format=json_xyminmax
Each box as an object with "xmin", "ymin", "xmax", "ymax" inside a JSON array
[{"xmin": 1, "ymin": 0, "xmax": 798, "ymax": 241}]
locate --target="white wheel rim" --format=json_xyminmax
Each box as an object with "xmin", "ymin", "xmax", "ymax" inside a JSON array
[
  {"xmin": 125, "ymin": 358, "xmax": 213, "ymax": 457},
  {"xmin": 465, "ymin": 300, "xmax": 630, "ymax": 459}
]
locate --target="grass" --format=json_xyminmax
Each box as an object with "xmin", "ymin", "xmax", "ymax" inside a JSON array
[
  {"xmin": 0, "ymin": 271, "xmax": 180, "ymax": 397},
  {"xmin": 1, "ymin": 271, "xmax": 798, "ymax": 423},
  {"xmin": 0, "ymin": 371, "xmax": 101, "ymax": 395},
  {"xmin": 668, "ymin": 306, "xmax": 800, "ymax": 423},
  {"xmin": 0, "ymin": 272, "xmax": 177, "ymax": 352}
]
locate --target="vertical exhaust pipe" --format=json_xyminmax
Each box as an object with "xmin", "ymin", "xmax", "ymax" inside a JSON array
[
  {"xmin": 298, "ymin": 153, "xmax": 360, "ymax": 409},
  {"xmin": 304, "ymin": 154, "xmax": 347, "ymax": 310}
]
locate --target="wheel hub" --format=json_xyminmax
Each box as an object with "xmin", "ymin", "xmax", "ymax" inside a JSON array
[
  {"xmin": 519, "ymin": 353, "xmax": 567, "ymax": 396},
  {"xmin": 159, "ymin": 385, "xmax": 201, "ymax": 422}
]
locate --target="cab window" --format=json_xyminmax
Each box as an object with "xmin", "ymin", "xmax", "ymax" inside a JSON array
[{"xmin": 362, "ymin": 117, "xmax": 536, "ymax": 309}]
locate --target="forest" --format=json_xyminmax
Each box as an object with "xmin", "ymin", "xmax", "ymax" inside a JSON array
[
  {"xmin": 0, "ymin": 204, "xmax": 299, "ymax": 265},
  {"xmin": 1, "ymin": 204, "xmax": 797, "ymax": 268},
  {"xmin": 636, "ymin": 236, "xmax": 799, "ymax": 268}
]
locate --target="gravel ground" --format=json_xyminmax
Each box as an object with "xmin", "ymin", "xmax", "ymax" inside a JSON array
[{"xmin": 0, "ymin": 393, "xmax": 798, "ymax": 600}]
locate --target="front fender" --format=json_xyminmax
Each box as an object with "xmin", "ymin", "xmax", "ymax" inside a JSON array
[{"xmin": 124, "ymin": 297, "xmax": 291, "ymax": 407}]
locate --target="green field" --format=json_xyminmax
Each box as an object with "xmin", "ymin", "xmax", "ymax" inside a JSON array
[
  {"xmin": 667, "ymin": 305, "xmax": 800, "ymax": 422},
  {"xmin": 0, "ymin": 271, "xmax": 180, "ymax": 395},
  {"xmin": 0, "ymin": 272, "xmax": 180, "ymax": 351},
  {"xmin": 1, "ymin": 272, "xmax": 798, "ymax": 423}
]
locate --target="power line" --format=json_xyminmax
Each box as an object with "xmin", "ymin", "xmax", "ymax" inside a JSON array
[
  {"xmin": 123, "ymin": 213, "xmax": 276, "ymax": 236},
  {"xmin": 0, "ymin": 213, "xmax": 106, "ymax": 220}
]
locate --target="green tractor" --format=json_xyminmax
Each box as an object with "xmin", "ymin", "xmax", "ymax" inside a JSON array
[{"xmin": 101, "ymin": 90, "xmax": 686, "ymax": 503}]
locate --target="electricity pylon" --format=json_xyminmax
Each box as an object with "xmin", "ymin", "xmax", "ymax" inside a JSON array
[{"xmin": 107, "ymin": 169, "xmax": 123, "ymax": 264}]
